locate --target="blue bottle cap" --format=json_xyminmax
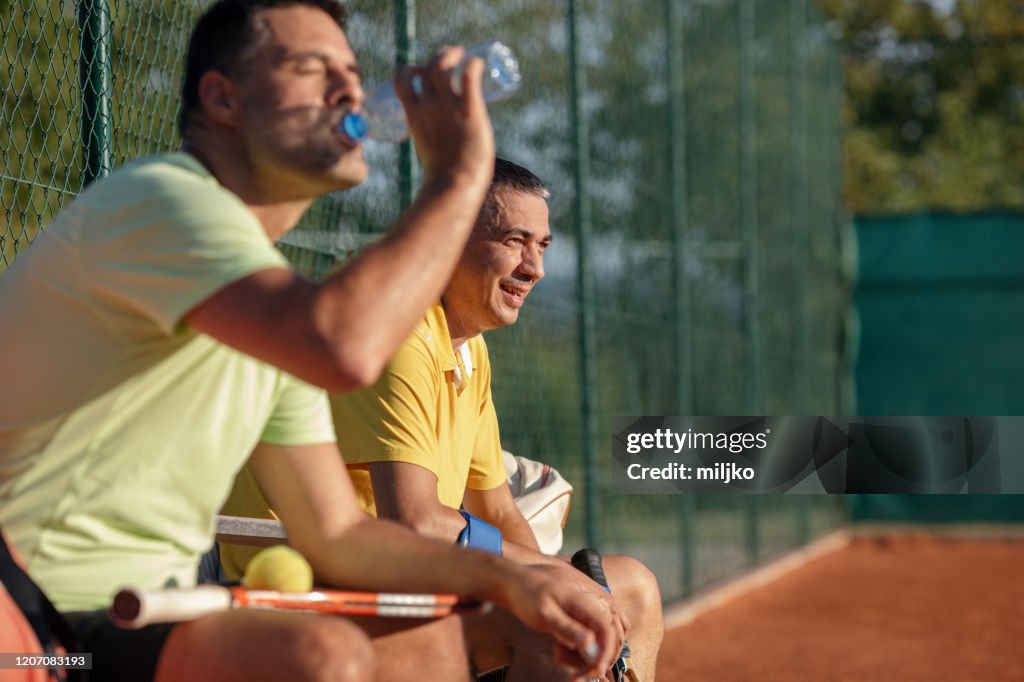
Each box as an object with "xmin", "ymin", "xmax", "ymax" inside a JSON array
[{"xmin": 340, "ymin": 112, "xmax": 368, "ymax": 142}]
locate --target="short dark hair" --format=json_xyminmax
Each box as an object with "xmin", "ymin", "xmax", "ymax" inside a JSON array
[
  {"xmin": 477, "ymin": 158, "xmax": 550, "ymax": 231},
  {"xmin": 490, "ymin": 158, "xmax": 550, "ymax": 201},
  {"xmin": 178, "ymin": 0, "xmax": 348, "ymax": 134}
]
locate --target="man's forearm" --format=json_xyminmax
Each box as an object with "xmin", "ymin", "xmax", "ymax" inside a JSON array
[
  {"xmin": 307, "ymin": 517, "xmax": 617, "ymax": 678},
  {"xmin": 312, "ymin": 174, "xmax": 489, "ymax": 382},
  {"xmin": 303, "ymin": 515, "xmax": 511, "ymax": 601},
  {"xmin": 401, "ymin": 504, "xmax": 469, "ymax": 544},
  {"xmin": 462, "ymin": 486, "xmax": 541, "ymax": 552},
  {"xmin": 500, "ymin": 539, "xmax": 562, "ymax": 567},
  {"xmin": 390, "ymin": 503, "xmax": 539, "ymax": 554},
  {"xmin": 491, "ymin": 509, "xmax": 540, "ymax": 552}
]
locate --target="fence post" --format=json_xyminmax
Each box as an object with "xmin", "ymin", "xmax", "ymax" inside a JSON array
[
  {"xmin": 797, "ymin": 496, "xmax": 811, "ymax": 546},
  {"xmin": 790, "ymin": 0, "xmax": 810, "ymax": 416},
  {"xmin": 666, "ymin": 0, "xmax": 693, "ymax": 417},
  {"xmin": 680, "ymin": 495, "xmax": 696, "ymax": 597},
  {"xmin": 745, "ymin": 496, "xmax": 761, "ymax": 566},
  {"xmin": 394, "ymin": 0, "xmax": 418, "ymax": 209},
  {"xmin": 739, "ymin": 0, "xmax": 761, "ymax": 413},
  {"xmin": 78, "ymin": 0, "xmax": 112, "ymax": 186},
  {"xmin": 567, "ymin": 0, "xmax": 600, "ymax": 549},
  {"xmin": 664, "ymin": 0, "xmax": 697, "ymax": 597}
]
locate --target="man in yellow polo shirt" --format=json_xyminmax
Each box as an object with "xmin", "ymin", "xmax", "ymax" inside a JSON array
[
  {"xmin": 225, "ymin": 159, "xmax": 664, "ymax": 679},
  {"xmin": 335, "ymin": 302, "xmax": 506, "ymax": 516},
  {"xmin": 339, "ymin": 158, "xmax": 664, "ymax": 679}
]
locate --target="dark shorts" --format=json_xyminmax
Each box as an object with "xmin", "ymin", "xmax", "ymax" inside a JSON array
[{"xmin": 63, "ymin": 610, "xmax": 174, "ymax": 682}]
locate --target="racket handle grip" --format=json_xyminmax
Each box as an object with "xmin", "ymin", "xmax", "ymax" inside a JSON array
[
  {"xmin": 572, "ymin": 548, "xmax": 635, "ymax": 681},
  {"xmin": 109, "ymin": 585, "xmax": 233, "ymax": 629},
  {"xmin": 571, "ymin": 548, "xmax": 610, "ymax": 592}
]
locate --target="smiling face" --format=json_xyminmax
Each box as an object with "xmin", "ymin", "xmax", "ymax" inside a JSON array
[
  {"xmin": 442, "ymin": 188, "xmax": 552, "ymax": 346},
  {"xmin": 216, "ymin": 5, "xmax": 368, "ymax": 195}
]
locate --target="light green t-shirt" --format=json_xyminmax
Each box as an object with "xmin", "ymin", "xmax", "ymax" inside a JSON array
[{"xmin": 0, "ymin": 153, "xmax": 335, "ymax": 612}]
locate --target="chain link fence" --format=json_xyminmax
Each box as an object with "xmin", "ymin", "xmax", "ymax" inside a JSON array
[{"xmin": 2, "ymin": 0, "xmax": 848, "ymax": 601}]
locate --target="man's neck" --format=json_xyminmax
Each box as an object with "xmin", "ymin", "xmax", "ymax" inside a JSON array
[
  {"xmin": 441, "ymin": 302, "xmax": 478, "ymax": 350},
  {"xmin": 182, "ymin": 137, "xmax": 314, "ymax": 243}
]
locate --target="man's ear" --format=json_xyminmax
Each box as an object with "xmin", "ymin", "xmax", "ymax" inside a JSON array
[{"xmin": 197, "ymin": 71, "xmax": 242, "ymax": 128}]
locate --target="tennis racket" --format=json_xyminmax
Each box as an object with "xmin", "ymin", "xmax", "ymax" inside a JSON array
[
  {"xmin": 571, "ymin": 548, "xmax": 640, "ymax": 682},
  {"xmin": 109, "ymin": 585, "xmax": 490, "ymax": 629}
]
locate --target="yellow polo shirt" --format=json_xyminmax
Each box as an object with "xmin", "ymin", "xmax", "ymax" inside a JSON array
[
  {"xmin": 334, "ymin": 304, "xmax": 506, "ymax": 515},
  {"xmin": 219, "ymin": 304, "xmax": 506, "ymax": 580}
]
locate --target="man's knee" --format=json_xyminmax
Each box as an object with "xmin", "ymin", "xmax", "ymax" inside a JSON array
[
  {"xmin": 289, "ymin": 617, "xmax": 375, "ymax": 682},
  {"xmin": 367, "ymin": 614, "xmax": 472, "ymax": 681},
  {"xmin": 608, "ymin": 555, "xmax": 663, "ymax": 613},
  {"xmin": 422, "ymin": 612, "xmax": 469, "ymax": 660},
  {"xmin": 159, "ymin": 612, "xmax": 375, "ymax": 682},
  {"xmin": 462, "ymin": 608, "xmax": 527, "ymax": 674}
]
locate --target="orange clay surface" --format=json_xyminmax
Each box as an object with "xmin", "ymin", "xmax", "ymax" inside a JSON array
[{"xmin": 657, "ymin": 535, "xmax": 1024, "ymax": 681}]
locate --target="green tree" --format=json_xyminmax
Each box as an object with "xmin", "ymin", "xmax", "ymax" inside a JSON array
[{"xmin": 818, "ymin": 0, "xmax": 1024, "ymax": 213}]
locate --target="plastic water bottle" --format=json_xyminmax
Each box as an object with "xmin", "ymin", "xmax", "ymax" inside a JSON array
[{"xmin": 340, "ymin": 41, "xmax": 521, "ymax": 143}]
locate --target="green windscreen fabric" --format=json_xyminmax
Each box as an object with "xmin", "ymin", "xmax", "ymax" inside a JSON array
[{"xmin": 853, "ymin": 212, "xmax": 1024, "ymax": 523}]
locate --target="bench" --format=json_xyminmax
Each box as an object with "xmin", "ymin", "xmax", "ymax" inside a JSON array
[{"xmin": 214, "ymin": 515, "xmax": 287, "ymax": 548}]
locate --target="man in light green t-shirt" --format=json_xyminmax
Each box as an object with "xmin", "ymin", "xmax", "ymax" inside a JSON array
[{"xmin": 0, "ymin": 2, "xmax": 620, "ymax": 681}]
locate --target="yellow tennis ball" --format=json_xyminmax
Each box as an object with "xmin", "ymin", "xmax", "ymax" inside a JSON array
[{"xmin": 243, "ymin": 545, "xmax": 314, "ymax": 593}]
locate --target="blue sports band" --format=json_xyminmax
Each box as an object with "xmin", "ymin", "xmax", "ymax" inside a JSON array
[{"xmin": 456, "ymin": 511, "xmax": 503, "ymax": 555}]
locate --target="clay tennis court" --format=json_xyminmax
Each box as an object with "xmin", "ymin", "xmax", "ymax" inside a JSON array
[{"xmin": 656, "ymin": 532, "xmax": 1024, "ymax": 680}]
